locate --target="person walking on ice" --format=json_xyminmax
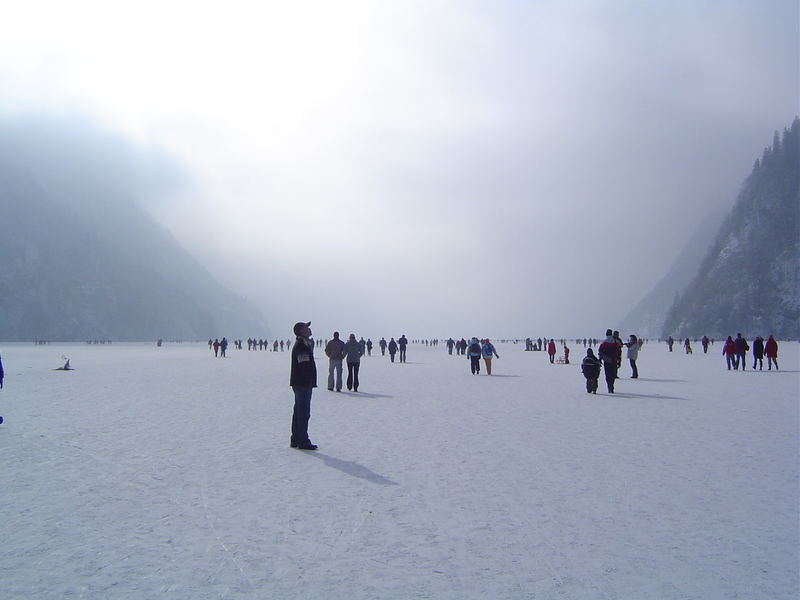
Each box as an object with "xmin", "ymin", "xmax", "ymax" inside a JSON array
[
  {"xmin": 481, "ymin": 339, "xmax": 500, "ymax": 375},
  {"xmin": 765, "ymin": 335, "xmax": 779, "ymax": 370},
  {"xmin": 467, "ymin": 337, "xmax": 482, "ymax": 374},
  {"xmin": 581, "ymin": 348, "xmax": 601, "ymax": 394}
]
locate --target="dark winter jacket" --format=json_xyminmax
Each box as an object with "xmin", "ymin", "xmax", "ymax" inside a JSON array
[
  {"xmin": 398, "ymin": 336, "xmax": 408, "ymax": 349},
  {"xmin": 343, "ymin": 338, "xmax": 363, "ymax": 363},
  {"xmin": 547, "ymin": 341, "xmax": 556, "ymax": 355},
  {"xmin": 290, "ymin": 336, "xmax": 317, "ymax": 388},
  {"xmin": 388, "ymin": 339, "xmax": 398, "ymax": 354},
  {"xmin": 734, "ymin": 335, "xmax": 749, "ymax": 354},
  {"xmin": 325, "ymin": 337, "xmax": 346, "ymax": 360},
  {"xmin": 581, "ymin": 355, "xmax": 601, "ymax": 379},
  {"xmin": 753, "ymin": 338, "xmax": 764, "ymax": 359},
  {"xmin": 467, "ymin": 339, "xmax": 482, "ymax": 356}
]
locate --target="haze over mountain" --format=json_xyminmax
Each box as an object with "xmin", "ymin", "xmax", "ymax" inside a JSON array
[
  {"xmin": 0, "ymin": 118, "xmax": 270, "ymax": 341},
  {"xmin": 661, "ymin": 118, "xmax": 800, "ymax": 339}
]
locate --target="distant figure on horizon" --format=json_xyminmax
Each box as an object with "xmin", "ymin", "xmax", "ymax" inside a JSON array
[
  {"xmin": 702, "ymin": 335, "xmax": 710, "ymax": 353},
  {"xmin": 547, "ymin": 339, "xmax": 556, "ymax": 363},
  {"xmin": 379, "ymin": 337, "xmax": 387, "ymax": 356},
  {"xmin": 667, "ymin": 336, "xmax": 674, "ymax": 352},
  {"xmin": 213, "ymin": 339, "xmax": 220, "ymax": 357},
  {"xmin": 220, "ymin": 337, "xmax": 228, "ymax": 357},
  {"xmin": 684, "ymin": 338, "xmax": 692, "ymax": 354},
  {"xmin": 388, "ymin": 338, "xmax": 398, "ymax": 362}
]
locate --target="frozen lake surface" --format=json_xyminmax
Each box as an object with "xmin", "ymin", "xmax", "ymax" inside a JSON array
[{"xmin": 1, "ymin": 340, "xmax": 798, "ymax": 599}]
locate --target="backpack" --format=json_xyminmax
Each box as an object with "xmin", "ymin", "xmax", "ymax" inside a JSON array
[{"xmin": 469, "ymin": 342, "xmax": 481, "ymax": 355}]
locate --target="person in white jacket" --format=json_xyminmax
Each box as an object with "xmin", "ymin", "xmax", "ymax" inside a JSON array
[{"xmin": 624, "ymin": 334, "xmax": 643, "ymax": 378}]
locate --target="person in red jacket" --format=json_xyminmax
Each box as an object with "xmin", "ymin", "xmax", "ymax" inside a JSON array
[
  {"xmin": 722, "ymin": 336, "xmax": 736, "ymax": 370},
  {"xmin": 597, "ymin": 329, "xmax": 620, "ymax": 393},
  {"xmin": 764, "ymin": 335, "xmax": 779, "ymax": 370},
  {"xmin": 547, "ymin": 339, "xmax": 557, "ymax": 363}
]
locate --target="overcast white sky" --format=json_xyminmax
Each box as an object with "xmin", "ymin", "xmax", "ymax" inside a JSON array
[{"xmin": 1, "ymin": 0, "xmax": 797, "ymax": 339}]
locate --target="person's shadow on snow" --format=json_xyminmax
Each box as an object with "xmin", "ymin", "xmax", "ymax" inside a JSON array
[
  {"xmin": 604, "ymin": 392, "xmax": 689, "ymax": 401},
  {"xmin": 306, "ymin": 452, "xmax": 398, "ymax": 485},
  {"xmin": 335, "ymin": 391, "xmax": 394, "ymax": 399}
]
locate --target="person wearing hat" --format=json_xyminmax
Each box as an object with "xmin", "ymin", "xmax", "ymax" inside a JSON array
[
  {"xmin": 289, "ymin": 321, "xmax": 318, "ymax": 450},
  {"xmin": 581, "ymin": 348, "xmax": 601, "ymax": 393}
]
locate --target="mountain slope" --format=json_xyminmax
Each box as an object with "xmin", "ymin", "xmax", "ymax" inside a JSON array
[
  {"xmin": 661, "ymin": 118, "xmax": 800, "ymax": 339},
  {"xmin": 0, "ymin": 126, "xmax": 269, "ymax": 341}
]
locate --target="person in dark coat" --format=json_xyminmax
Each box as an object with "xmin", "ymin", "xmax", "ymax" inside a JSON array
[
  {"xmin": 597, "ymin": 329, "xmax": 619, "ymax": 393},
  {"xmin": 379, "ymin": 337, "xmax": 387, "ymax": 355},
  {"xmin": 324, "ymin": 331, "xmax": 346, "ymax": 391},
  {"xmin": 0, "ymin": 352, "xmax": 4, "ymax": 389},
  {"xmin": 581, "ymin": 348, "xmax": 601, "ymax": 393},
  {"xmin": 398, "ymin": 335, "xmax": 408, "ymax": 363},
  {"xmin": 752, "ymin": 336, "xmax": 764, "ymax": 370},
  {"xmin": 765, "ymin": 335, "xmax": 779, "ymax": 370},
  {"xmin": 343, "ymin": 333, "xmax": 363, "ymax": 391},
  {"xmin": 467, "ymin": 337, "xmax": 482, "ymax": 374},
  {"xmin": 289, "ymin": 321, "xmax": 317, "ymax": 450},
  {"xmin": 388, "ymin": 338, "xmax": 398, "ymax": 362},
  {"xmin": 734, "ymin": 333, "xmax": 749, "ymax": 370}
]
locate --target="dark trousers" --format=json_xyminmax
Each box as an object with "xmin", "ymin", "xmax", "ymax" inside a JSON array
[
  {"xmin": 753, "ymin": 356, "xmax": 763, "ymax": 370},
  {"xmin": 399, "ymin": 348, "xmax": 406, "ymax": 362},
  {"xmin": 736, "ymin": 353, "xmax": 746, "ymax": 370},
  {"xmin": 726, "ymin": 354, "xmax": 735, "ymax": 370},
  {"xmin": 585, "ymin": 376, "xmax": 598, "ymax": 393},
  {"xmin": 389, "ymin": 352, "xmax": 396, "ymax": 362},
  {"xmin": 291, "ymin": 386, "xmax": 313, "ymax": 445},
  {"xmin": 603, "ymin": 361, "xmax": 617, "ymax": 392},
  {"xmin": 347, "ymin": 362, "xmax": 360, "ymax": 391},
  {"xmin": 470, "ymin": 355, "xmax": 481, "ymax": 374},
  {"xmin": 629, "ymin": 359, "xmax": 638, "ymax": 378}
]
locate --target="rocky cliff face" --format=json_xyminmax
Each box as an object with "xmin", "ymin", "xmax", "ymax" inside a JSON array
[{"xmin": 661, "ymin": 118, "xmax": 799, "ymax": 339}]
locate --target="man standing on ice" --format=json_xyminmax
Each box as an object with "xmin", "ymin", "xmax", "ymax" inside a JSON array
[
  {"xmin": 289, "ymin": 321, "xmax": 318, "ymax": 450},
  {"xmin": 598, "ymin": 329, "xmax": 619, "ymax": 393},
  {"xmin": 398, "ymin": 335, "xmax": 408, "ymax": 363},
  {"xmin": 324, "ymin": 331, "xmax": 346, "ymax": 392}
]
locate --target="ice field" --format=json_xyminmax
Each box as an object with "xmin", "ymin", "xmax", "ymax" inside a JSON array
[{"xmin": 0, "ymin": 340, "xmax": 798, "ymax": 599}]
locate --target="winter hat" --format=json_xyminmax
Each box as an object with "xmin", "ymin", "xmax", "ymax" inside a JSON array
[{"xmin": 293, "ymin": 321, "xmax": 311, "ymax": 335}]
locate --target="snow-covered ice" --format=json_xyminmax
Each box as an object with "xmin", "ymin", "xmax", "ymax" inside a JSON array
[{"xmin": 1, "ymin": 340, "xmax": 798, "ymax": 599}]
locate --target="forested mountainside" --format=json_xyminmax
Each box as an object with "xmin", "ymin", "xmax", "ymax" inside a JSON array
[{"xmin": 661, "ymin": 118, "xmax": 799, "ymax": 339}]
